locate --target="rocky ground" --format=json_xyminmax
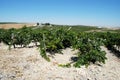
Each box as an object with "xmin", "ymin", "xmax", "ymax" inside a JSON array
[{"xmin": 0, "ymin": 43, "xmax": 120, "ymax": 80}]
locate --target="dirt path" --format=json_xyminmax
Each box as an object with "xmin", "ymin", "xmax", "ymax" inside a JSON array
[{"xmin": 0, "ymin": 43, "xmax": 120, "ymax": 80}]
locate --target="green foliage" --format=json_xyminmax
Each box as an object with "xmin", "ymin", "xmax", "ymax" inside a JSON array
[
  {"xmin": 73, "ymin": 34, "xmax": 107, "ymax": 67},
  {"xmin": 1, "ymin": 28, "xmax": 17, "ymax": 49},
  {"xmin": 0, "ymin": 29, "xmax": 5, "ymax": 42},
  {"xmin": 39, "ymin": 34, "xmax": 50, "ymax": 61},
  {"xmin": 58, "ymin": 63, "xmax": 71, "ymax": 68},
  {"xmin": 1, "ymin": 26, "xmax": 119, "ymax": 68}
]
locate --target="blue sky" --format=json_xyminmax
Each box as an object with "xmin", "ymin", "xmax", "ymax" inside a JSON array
[{"xmin": 0, "ymin": 0, "xmax": 120, "ymax": 27}]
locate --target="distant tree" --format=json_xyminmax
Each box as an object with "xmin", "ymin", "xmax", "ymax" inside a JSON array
[
  {"xmin": 37, "ymin": 23, "xmax": 39, "ymax": 26},
  {"xmin": 44, "ymin": 23, "xmax": 50, "ymax": 26}
]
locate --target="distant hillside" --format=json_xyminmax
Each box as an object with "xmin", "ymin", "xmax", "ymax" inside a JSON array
[
  {"xmin": 0, "ymin": 22, "xmax": 34, "ymax": 29},
  {"xmin": 0, "ymin": 22, "xmax": 19, "ymax": 24},
  {"xmin": 48, "ymin": 24, "xmax": 99, "ymax": 32}
]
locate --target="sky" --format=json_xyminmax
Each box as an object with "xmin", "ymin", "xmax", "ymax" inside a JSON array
[{"xmin": 0, "ymin": 0, "xmax": 120, "ymax": 27}]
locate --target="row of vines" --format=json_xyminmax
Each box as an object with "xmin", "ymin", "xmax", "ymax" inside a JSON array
[{"xmin": 0, "ymin": 26, "xmax": 120, "ymax": 67}]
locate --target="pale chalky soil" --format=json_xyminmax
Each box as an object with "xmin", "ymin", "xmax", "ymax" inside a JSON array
[{"xmin": 0, "ymin": 43, "xmax": 120, "ymax": 80}]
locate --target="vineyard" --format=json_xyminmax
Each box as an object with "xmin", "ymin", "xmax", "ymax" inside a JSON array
[{"xmin": 0, "ymin": 26, "xmax": 120, "ymax": 67}]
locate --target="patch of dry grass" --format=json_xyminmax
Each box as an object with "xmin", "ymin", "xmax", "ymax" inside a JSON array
[{"xmin": 0, "ymin": 23, "xmax": 34, "ymax": 29}]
